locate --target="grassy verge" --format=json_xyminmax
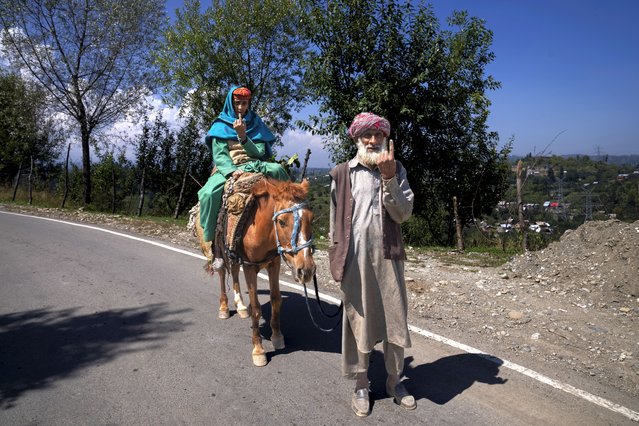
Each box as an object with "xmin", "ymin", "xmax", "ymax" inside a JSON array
[{"xmin": 407, "ymin": 245, "xmax": 517, "ymax": 268}]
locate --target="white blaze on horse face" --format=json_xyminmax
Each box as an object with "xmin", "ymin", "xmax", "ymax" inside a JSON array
[{"xmin": 299, "ymin": 208, "xmax": 312, "ymax": 258}]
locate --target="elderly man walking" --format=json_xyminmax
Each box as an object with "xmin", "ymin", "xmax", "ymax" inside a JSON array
[{"xmin": 328, "ymin": 112, "xmax": 416, "ymax": 417}]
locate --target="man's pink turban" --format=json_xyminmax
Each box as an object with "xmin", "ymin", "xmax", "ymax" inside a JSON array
[{"xmin": 347, "ymin": 112, "xmax": 391, "ymax": 140}]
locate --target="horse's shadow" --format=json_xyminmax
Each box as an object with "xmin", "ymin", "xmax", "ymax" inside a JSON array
[
  {"xmin": 368, "ymin": 351, "xmax": 508, "ymax": 404},
  {"xmin": 253, "ymin": 289, "xmax": 342, "ymax": 358}
]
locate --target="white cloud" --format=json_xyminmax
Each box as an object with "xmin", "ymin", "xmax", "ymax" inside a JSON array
[{"xmin": 278, "ymin": 129, "xmax": 334, "ymax": 168}]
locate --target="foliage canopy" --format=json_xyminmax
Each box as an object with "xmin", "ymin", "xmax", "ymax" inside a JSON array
[
  {"xmin": 156, "ymin": 0, "xmax": 310, "ymax": 137},
  {"xmin": 302, "ymin": 0, "xmax": 512, "ymax": 244},
  {"xmin": 1, "ymin": 0, "xmax": 166, "ymax": 204}
]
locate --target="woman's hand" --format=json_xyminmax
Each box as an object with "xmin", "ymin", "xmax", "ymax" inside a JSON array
[{"xmin": 233, "ymin": 112, "xmax": 247, "ymax": 141}]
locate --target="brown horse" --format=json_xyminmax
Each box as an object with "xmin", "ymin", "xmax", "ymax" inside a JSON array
[{"xmin": 194, "ymin": 177, "xmax": 316, "ymax": 366}]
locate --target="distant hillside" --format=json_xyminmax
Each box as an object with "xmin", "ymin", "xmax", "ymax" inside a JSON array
[{"xmin": 510, "ymin": 154, "xmax": 639, "ymax": 167}]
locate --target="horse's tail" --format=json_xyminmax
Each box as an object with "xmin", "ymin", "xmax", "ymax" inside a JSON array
[{"xmin": 188, "ymin": 202, "xmax": 216, "ymax": 272}]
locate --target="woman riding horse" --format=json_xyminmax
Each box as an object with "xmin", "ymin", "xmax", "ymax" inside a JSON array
[
  {"xmin": 198, "ymin": 86, "xmax": 290, "ymax": 269},
  {"xmin": 194, "ymin": 177, "xmax": 316, "ymax": 366}
]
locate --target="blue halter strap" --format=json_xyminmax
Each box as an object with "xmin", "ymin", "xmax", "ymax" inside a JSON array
[{"xmin": 272, "ymin": 202, "xmax": 314, "ymax": 255}]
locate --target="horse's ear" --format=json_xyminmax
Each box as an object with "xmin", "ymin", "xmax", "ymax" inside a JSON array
[
  {"xmin": 252, "ymin": 178, "xmax": 271, "ymax": 197},
  {"xmin": 282, "ymin": 179, "xmax": 309, "ymax": 201}
]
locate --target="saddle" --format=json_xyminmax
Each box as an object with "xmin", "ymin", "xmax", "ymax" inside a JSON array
[{"xmin": 215, "ymin": 173, "xmax": 265, "ymax": 263}]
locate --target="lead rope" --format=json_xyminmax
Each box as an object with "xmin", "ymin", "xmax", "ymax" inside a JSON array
[{"xmin": 302, "ymin": 273, "xmax": 343, "ymax": 333}]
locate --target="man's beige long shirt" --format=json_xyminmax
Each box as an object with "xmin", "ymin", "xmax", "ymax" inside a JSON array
[{"xmin": 329, "ymin": 157, "xmax": 414, "ymax": 353}]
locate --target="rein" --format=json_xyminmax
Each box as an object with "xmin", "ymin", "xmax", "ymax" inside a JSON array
[
  {"xmin": 273, "ymin": 201, "xmax": 342, "ymax": 332},
  {"xmin": 302, "ymin": 274, "xmax": 343, "ymax": 333}
]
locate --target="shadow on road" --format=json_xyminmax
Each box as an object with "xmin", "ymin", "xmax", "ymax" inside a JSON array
[
  {"xmin": 397, "ymin": 353, "xmax": 508, "ymax": 404},
  {"xmin": 0, "ymin": 304, "xmax": 190, "ymax": 410},
  {"xmin": 255, "ymin": 289, "xmax": 342, "ymax": 360},
  {"xmin": 239, "ymin": 288, "xmax": 508, "ymax": 405}
]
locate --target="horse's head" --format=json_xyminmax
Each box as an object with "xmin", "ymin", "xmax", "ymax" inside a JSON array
[{"xmin": 255, "ymin": 178, "xmax": 316, "ymax": 283}]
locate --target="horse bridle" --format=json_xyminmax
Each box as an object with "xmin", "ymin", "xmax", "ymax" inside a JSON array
[
  {"xmin": 272, "ymin": 201, "xmax": 314, "ymax": 257},
  {"xmin": 273, "ymin": 200, "xmax": 343, "ymax": 333}
]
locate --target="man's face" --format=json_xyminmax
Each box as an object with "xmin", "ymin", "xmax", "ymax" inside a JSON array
[
  {"xmin": 359, "ymin": 130, "xmax": 386, "ymax": 152},
  {"xmin": 233, "ymin": 97, "xmax": 250, "ymax": 117},
  {"xmin": 356, "ymin": 130, "xmax": 387, "ymax": 167}
]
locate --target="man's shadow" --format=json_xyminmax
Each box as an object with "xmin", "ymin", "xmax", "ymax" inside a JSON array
[
  {"xmin": 251, "ymin": 287, "xmax": 507, "ymax": 404},
  {"xmin": 368, "ymin": 352, "xmax": 508, "ymax": 404}
]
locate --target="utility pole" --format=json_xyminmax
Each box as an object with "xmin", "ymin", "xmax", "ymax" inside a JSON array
[
  {"xmin": 516, "ymin": 160, "xmax": 527, "ymax": 251},
  {"xmin": 556, "ymin": 170, "xmax": 568, "ymax": 220},
  {"xmin": 583, "ymin": 182, "xmax": 599, "ymax": 221}
]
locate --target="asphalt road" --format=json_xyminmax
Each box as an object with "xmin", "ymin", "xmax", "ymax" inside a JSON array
[{"xmin": 1, "ymin": 211, "xmax": 636, "ymax": 425}]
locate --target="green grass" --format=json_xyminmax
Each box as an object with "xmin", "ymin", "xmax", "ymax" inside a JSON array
[
  {"xmin": 2, "ymin": 187, "xmax": 521, "ymax": 264},
  {"xmin": 408, "ymin": 245, "xmax": 517, "ymax": 268}
]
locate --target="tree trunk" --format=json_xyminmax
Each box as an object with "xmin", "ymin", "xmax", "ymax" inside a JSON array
[
  {"xmin": 28, "ymin": 156, "xmax": 34, "ymax": 205},
  {"xmin": 174, "ymin": 163, "xmax": 190, "ymax": 219},
  {"xmin": 111, "ymin": 156, "xmax": 116, "ymax": 213},
  {"xmin": 453, "ymin": 195, "xmax": 464, "ymax": 251},
  {"xmin": 300, "ymin": 148, "xmax": 311, "ymax": 182},
  {"xmin": 80, "ymin": 124, "xmax": 92, "ymax": 205},
  {"xmin": 61, "ymin": 143, "xmax": 71, "ymax": 208},
  {"xmin": 12, "ymin": 160, "xmax": 23, "ymax": 201},
  {"xmin": 137, "ymin": 168, "xmax": 146, "ymax": 217},
  {"xmin": 516, "ymin": 160, "xmax": 527, "ymax": 251}
]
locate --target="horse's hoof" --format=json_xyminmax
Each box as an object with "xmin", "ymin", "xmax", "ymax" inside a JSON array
[
  {"xmin": 218, "ymin": 309, "xmax": 230, "ymax": 320},
  {"xmin": 252, "ymin": 354, "xmax": 267, "ymax": 367},
  {"xmin": 272, "ymin": 335, "xmax": 285, "ymax": 350},
  {"xmin": 237, "ymin": 309, "xmax": 249, "ymax": 319}
]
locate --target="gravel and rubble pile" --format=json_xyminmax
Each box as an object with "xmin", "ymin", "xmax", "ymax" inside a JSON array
[
  {"xmin": 508, "ymin": 219, "xmax": 639, "ymax": 299},
  {"xmin": 2, "ymin": 204, "xmax": 638, "ymax": 400}
]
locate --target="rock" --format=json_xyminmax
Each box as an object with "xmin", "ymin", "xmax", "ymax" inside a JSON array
[
  {"xmin": 531, "ymin": 332, "xmax": 540, "ymax": 340},
  {"xmin": 508, "ymin": 310, "xmax": 524, "ymax": 320}
]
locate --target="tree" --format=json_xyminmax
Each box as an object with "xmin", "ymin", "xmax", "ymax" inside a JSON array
[
  {"xmin": 0, "ymin": 71, "xmax": 61, "ymax": 194},
  {"xmin": 134, "ymin": 116, "xmax": 159, "ymax": 217},
  {"xmin": 173, "ymin": 115, "xmax": 210, "ymax": 218},
  {"xmin": 156, "ymin": 0, "xmax": 309, "ymax": 137},
  {"xmin": 1, "ymin": 0, "xmax": 165, "ymax": 204},
  {"xmin": 302, "ymin": 0, "xmax": 511, "ymax": 244},
  {"xmin": 91, "ymin": 145, "xmax": 131, "ymax": 213}
]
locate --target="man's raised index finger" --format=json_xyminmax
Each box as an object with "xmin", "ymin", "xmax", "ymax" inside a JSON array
[{"xmin": 389, "ymin": 139, "xmax": 395, "ymax": 156}]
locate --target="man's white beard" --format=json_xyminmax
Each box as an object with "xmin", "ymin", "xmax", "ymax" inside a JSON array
[{"xmin": 356, "ymin": 138, "xmax": 387, "ymax": 167}]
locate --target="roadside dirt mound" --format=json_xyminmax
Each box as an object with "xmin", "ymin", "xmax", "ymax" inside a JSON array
[{"xmin": 508, "ymin": 219, "xmax": 639, "ymax": 299}]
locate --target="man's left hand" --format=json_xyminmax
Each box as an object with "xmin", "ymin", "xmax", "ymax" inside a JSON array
[{"xmin": 377, "ymin": 139, "xmax": 396, "ymax": 179}]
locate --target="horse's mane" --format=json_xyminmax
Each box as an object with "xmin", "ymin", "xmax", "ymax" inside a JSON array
[{"xmin": 253, "ymin": 178, "xmax": 309, "ymax": 203}]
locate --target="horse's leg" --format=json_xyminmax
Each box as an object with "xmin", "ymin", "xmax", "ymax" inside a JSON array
[
  {"xmin": 268, "ymin": 258, "xmax": 285, "ymax": 350},
  {"xmin": 231, "ymin": 262, "xmax": 249, "ymax": 318},
  {"xmin": 217, "ymin": 267, "xmax": 230, "ymax": 319},
  {"xmin": 244, "ymin": 266, "xmax": 267, "ymax": 366}
]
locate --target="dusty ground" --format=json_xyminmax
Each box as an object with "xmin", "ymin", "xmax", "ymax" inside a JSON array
[{"xmin": 2, "ymin": 204, "xmax": 637, "ymax": 401}]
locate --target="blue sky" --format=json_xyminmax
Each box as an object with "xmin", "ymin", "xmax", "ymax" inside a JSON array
[
  {"xmin": 165, "ymin": 1, "xmax": 639, "ymax": 167},
  {"xmin": 430, "ymin": 0, "xmax": 639, "ymax": 159}
]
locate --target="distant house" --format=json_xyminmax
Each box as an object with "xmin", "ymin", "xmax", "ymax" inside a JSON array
[
  {"xmin": 616, "ymin": 173, "xmax": 630, "ymax": 181},
  {"xmin": 526, "ymin": 167, "xmax": 548, "ymax": 177},
  {"xmin": 529, "ymin": 221, "xmax": 553, "ymax": 233}
]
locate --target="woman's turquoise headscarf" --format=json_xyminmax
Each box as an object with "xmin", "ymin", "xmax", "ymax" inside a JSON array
[{"xmin": 206, "ymin": 86, "xmax": 276, "ymax": 159}]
